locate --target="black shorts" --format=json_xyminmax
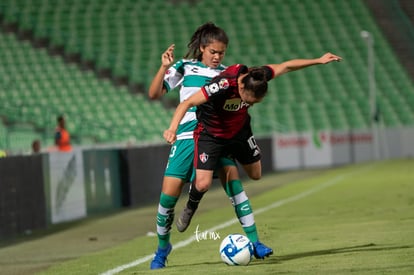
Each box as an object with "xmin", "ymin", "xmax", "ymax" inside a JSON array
[{"xmin": 194, "ymin": 123, "xmax": 261, "ymax": 170}]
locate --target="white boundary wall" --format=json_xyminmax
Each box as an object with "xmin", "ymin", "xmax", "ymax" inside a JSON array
[
  {"xmin": 48, "ymin": 149, "xmax": 86, "ymax": 223},
  {"xmin": 272, "ymin": 127, "xmax": 414, "ymax": 171}
]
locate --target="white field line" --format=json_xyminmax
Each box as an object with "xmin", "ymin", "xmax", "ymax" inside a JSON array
[{"xmin": 100, "ymin": 165, "xmax": 373, "ymax": 275}]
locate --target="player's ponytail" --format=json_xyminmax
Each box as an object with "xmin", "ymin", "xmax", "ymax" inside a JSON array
[
  {"xmin": 242, "ymin": 67, "xmax": 269, "ymax": 98},
  {"xmin": 185, "ymin": 22, "xmax": 229, "ymax": 60}
]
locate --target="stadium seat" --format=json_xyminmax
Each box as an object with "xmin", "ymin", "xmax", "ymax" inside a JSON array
[{"xmin": 0, "ymin": 0, "xmax": 413, "ymax": 153}]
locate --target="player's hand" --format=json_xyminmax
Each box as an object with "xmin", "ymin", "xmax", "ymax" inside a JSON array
[
  {"xmin": 319, "ymin": 52, "xmax": 342, "ymax": 64},
  {"xmin": 163, "ymin": 129, "xmax": 177, "ymax": 144},
  {"xmin": 161, "ymin": 44, "xmax": 175, "ymax": 68}
]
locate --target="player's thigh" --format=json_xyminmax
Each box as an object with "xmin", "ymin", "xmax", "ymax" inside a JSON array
[
  {"xmin": 231, "ymin": 129, "xmax": 262, "ymax": 180},
  {"xmin": 164, "ymin": 139, "xmax": 195, "ymax": 182},
  {"xmin": 195, "ymin": 133, "xmax": 225, "ymax": 171},
  {"xmin": 241, "ymin": 160, "xmax": 261, "ymax": 180},
  {"xmin": 216, "ymin": 157, "xmax": 240, "ymax": 184}
]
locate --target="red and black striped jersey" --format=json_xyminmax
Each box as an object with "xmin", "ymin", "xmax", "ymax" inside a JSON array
[{"xmin": 197, "ymin": 64, "xmax": 274, "ymax": 139}]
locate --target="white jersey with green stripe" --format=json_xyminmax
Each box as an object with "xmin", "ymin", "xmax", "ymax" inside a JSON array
[{"xmin": 164, "ymin": 59, "xmax": 226, "ymax": 140}]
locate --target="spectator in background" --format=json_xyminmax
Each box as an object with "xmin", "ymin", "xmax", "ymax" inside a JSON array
[
  {"xmin": 31, "ymin": 139, "xmax": 41, "ymax": 154},
  {"xmin": 55, "ymin": 115, "xmax": 72, "ymax": 152}
]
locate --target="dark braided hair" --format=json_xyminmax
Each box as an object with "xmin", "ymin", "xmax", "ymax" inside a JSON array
[{"xmin": 184, "ymin": 22, "xmax": 229, "ymax": 60}]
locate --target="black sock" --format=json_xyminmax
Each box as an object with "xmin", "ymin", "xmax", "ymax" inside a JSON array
[{"xmin": 187, "ymin": 183, "xmax": 206, "ymax": 211}]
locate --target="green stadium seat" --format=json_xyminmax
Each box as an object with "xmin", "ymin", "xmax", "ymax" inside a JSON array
[{"xmin": 0, "ymin": 0, "xmax": 413, "ymax": 153}]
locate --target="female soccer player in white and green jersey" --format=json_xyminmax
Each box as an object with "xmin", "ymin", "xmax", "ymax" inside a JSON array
[{"xmin": 148, "ymin": 22, "xmax": 272, "ymax": 269}]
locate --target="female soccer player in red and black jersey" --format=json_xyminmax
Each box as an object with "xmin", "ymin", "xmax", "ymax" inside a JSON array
[
  {"xmin": 149, "ymin": 22, "xmax": 273, "ymax": 269},
  {"xmin": 163, "ymin": 52, "xmax": 342, "ymax": 244}
]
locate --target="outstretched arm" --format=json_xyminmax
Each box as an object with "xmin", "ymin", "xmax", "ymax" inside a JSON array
[
  {"xmin": 163, "ymin": 90, "xmax": 207, "ymax": 144},
  {"xmin": 148, "ymin": 44, "xmax": 175, "ymax": 99},
  {"xmin": 268, "ymin": 52, "xmax": 342, "ymax": 78}
]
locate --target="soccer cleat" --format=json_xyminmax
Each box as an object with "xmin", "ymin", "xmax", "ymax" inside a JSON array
[
  {"xmin": 176, "ymin": 206, "xmax": 195, "ymax": 232},
  {"xmin": 150, "ymin": 243, "xmax": 172, "ymax": 269},
  {"xmin": 253, "ymin": 241, "xmax": 273, "ymax": 259}
]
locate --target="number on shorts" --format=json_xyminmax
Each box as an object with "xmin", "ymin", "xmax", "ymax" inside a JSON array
[
  {"xmin": 247, "ymin": 136, "xmax": 257, "ymax": 150},
  {"xmin": 169, "ymin": 145, "xmax": 177, "ymax": 158}
]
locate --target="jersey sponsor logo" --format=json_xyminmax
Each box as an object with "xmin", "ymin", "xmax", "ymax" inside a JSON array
[
  {"xmin": 166, "ymin": 69, "xmax": 171, "ymax": 75},
  {"xmin": 223, "ymin": 98, "xmax": 249, "ymax": 111},
  {"xmin": 199, "ymin": 152, "xmax": 209, "ymax": 163},
  {"xmin": 218, "ymin": 78, "xmax": 229, "ymax": 89},
  {"xmin": 191, "ymin": 67, "xmax": 199, "ymax": 73}
]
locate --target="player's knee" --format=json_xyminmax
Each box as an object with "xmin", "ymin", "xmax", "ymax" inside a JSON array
[
  {"xmin": 195, "ymin": 181, "xmax": 211, "ymax": 192},
  {"xmin": 196, "ymin": 185, "xmax": 210, "ymax": 192}
]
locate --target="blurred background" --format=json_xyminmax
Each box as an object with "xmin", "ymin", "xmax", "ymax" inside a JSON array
[
  {"xmin": 0, "ymin": 0, "xmax": 413, "ymax": 154},
  {"xmin": 0, "ymin": 0, "xmax": 413, "ymax": 240}
]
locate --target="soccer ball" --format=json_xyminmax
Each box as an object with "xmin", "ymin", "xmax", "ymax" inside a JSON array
[{"xmin": 219, "ymin": 234, "xmax": 254, "ymax": 266}]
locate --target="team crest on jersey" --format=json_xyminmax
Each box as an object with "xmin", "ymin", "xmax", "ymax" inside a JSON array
[
  {"xmin": 166, "ymin": 69, "xmax": 171, "ymax": 75},
  {"xmin": 218, "ymin": 78, "xmax": 229, "ymax": 89},
  {"xmin": 199, "ymin": 152, "xmax": 209, "ymax": 163}
]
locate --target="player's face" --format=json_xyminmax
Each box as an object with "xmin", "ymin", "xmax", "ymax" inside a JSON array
[
  {"xmin": 200, "ymin": 40, "xmax": 227, "ymax": 68},
  {"xmin": 239, "ymin": 87, "xmax": 263, "ymax": 106}
]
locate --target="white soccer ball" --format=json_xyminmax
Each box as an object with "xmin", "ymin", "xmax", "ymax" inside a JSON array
[{"xmin": 219, "ymin": 234, "xmax": 254, "ymax": 266}]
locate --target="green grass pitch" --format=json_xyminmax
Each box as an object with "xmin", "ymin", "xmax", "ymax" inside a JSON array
[{"xmin": 1, "ymin": 159, "xmax": 413, "ymax": 274}]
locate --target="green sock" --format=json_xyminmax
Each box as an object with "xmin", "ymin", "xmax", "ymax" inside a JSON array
[
  {"xmin": 156, "ymin": 192, "xmax": 178, "ymax": 248},
  {"xmin": 224, "ymin": 179, "xmax": 258, "ymax": 243}
]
